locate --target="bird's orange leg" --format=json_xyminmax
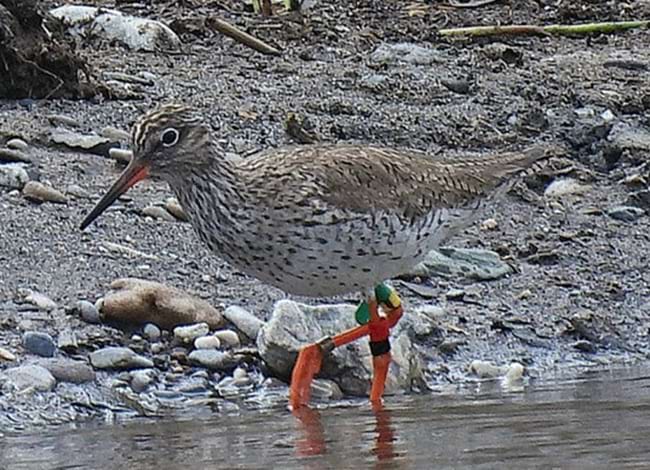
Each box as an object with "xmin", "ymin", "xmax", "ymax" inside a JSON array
[{"xmin": 289, "ymin": 289, "xmax": 404, "ymax": 410}]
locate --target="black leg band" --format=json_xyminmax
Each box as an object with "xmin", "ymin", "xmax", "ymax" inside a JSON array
[{"xmin": 370, "ymin": 339, "xmax": 391, "ymax": 356}]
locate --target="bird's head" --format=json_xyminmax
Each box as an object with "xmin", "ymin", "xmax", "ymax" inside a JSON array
[{"xmin": 80, "ymin": 104, "xmax": 210, "ymax": 230}]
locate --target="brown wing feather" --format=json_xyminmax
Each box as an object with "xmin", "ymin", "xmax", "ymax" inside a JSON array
[{"xmin": 239, "ymin": 144, "xmax": 552, "ymax": 219}]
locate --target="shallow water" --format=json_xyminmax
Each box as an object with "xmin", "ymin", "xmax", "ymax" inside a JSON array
[{"xmin": 3, "ymin": 367, "xmax": 650, "ymax": 469}]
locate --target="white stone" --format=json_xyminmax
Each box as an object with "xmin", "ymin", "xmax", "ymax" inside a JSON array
[
  {"xmin": 7, "ymin": 138, "xmax": 28, "ymax": 150},
  {"xmin": 109, "ymin": 148, "xmax": 133, "ymax": 164},
  {"xmin": 50, "ymin": 5, "xmax": 181, "ymax": 52},
  {"xmin": 214, "ymin": 329, "xmax": 240, "ymax": 348},
  {"xmin": 194, "ymin": 335, "xmax": 221, "ymax": 350},
  {"xmin": 544, "ymin": 178, "xmax": 589, "ymax": 198},
  {"xmin": 174, "ymin": 323, "xmax": 210, "ymax": 343},
  {"xmin": 0, "ymin": 347, "xmax": 16, "ymax": 361},
  {"xmin": 468, "ymin": 360, "xmax": 503, "ymax": 378},
  {"xmin": 24, "ymin": 291, "xmax": 57, "ymax": 311},
  {"xmin": 0, "ymin": 163, "xmax": 30, "ymax": 189}
]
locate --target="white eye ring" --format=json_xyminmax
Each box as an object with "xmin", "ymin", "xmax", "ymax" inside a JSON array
[{"xmin": 161, "ymin": 128, "xmax": 180, "ymax": 147}]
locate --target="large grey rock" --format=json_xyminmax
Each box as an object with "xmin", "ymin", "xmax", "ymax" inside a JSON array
[
  {"xmin": 101, "ymin": 278, "xmax": 224, "ymax": 330},
  {"xmin": 408, "ymin": 247, "xmax": 514, "ymax": 281},
  {"xmin": 38, "ymin": 358, "xmax": 96, "ymax": 383},
  {"xmin": 3, "ymin": 365, "xmax": 56, "ymax": 392},
  {"xmin": 50, "ymin": 5, "xmax": 181, "ymax": 52},
  {"xmin": 257, "ymin": 300, "xmax": 426, "ymax": 396},
  {"xmin": 224, "ymin": 306, "xmax": 265, "ymax": 340},
  {"xmin": 89, "ymin": 346, "xmax": 153, "ymax": 370}
]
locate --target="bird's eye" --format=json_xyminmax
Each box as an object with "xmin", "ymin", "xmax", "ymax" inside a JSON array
[{"xmin": 161, "ymin": 128, "xmax": 179, "ymax": 147}]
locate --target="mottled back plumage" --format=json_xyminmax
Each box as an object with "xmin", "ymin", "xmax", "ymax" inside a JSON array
[{"xmin": 131, "ymin": 105, "xmax": 553, "ymax": 297}]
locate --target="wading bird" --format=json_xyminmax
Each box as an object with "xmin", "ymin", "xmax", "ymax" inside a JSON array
[{"xmin": 81, "ymin": 104, "xmax": 552, "ymax": 408}]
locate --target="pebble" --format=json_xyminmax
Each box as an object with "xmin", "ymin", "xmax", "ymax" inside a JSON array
[
  {"xmin": 50, "ymin": 130, "xmax": 114, "ymax": 155},
  {"xmin": 66, "ymin": 184, "xmax": 90, "ymax": 198},
  {"xmin": 503, "ymin": 363, "xmax": 525, "ymax": 384},
  {"xmin": 601, "ymin": 109, "xmax": 616, "ymax": 122},
  {"xmin": 223, "ymin": 306, "xmax": 265, "ymax": 340},
  {"xmin": 104, "ymin": 72, "xmax": 154, "ymax": 85},
  {"xmin": 22, "ymin": 331, "xmax": 57, "ymax": 357},
  {"xmin": 24, "ymin": 291, "xmax": 57, "ymax": 311},
  {"xmin": 370, "ymin": 42, "xmax": 442, "ymax": 66},
  {"xmin": 232, "ymin": 366, "xmax": 248, "ymax": 381},
  {"xmin": 143, "ymin": 205, "xmax": 176, "ymax": 222},
  {"xmin": 22, "ymin": 181, "xmax": 68, "ymax": 204},
  {"xmin": 6, "ymin": 138, "xmax": 28, "ymax": 151},
  {"xmin": 130, "ymin": 369, "xmax": 155, "ymax": 392},
  {"xmin": 57, "ymin": 329, "xmax": 78, "ymax": 351},
  {"xmin": 47, "ymin": 114, "xmax": 81, "ymax": 127},
  {"xmin": 468, "ymin": 360, "xmax": 524, "ymax": 381},
  {"xmin": 174, "ymin": 323, "xmax": 210, "ymax": 343},
  {"xmin": 139, "ymin": 71, "xmax": 157, "ymax": 82},
  {"xmin": 311, "ymin": 378, "xmax": 344, "ymax": 401},
  {"xmin": 409, "ymin": 247, "xmax": 513, "ymax": 281},
  {"xmin": 109, "ymin": 148, "xmax": 133, "ymax": 164},
  {"xmin": 194, "ymin": 335, "xmax": 221, "ymax": 350},
  {"xmin": 77, "ymin": 300, "xmax": 101, "ymax": 323},
  {"xmin": 607, "ymin": 205, "xmax": 645, "ymax": 222},
  {"xmin": 544, "ymin": 178, "xmax": 590, "ymax": 198},
  {"xmin": 165, "ymin": 197, "xmax": 190, "ymax": 221},
  {"xmin": 440, "ymin": 78, "xmax": 471, "ymax": 95},
  {"xmin": 100, "ymin": 126, "xmax": 130, "ymax": 142},
  {"xmin": 143, "ymin": 323, "xmax": 161, "ymax": 341},
  {"xmin": 416, "ymin": 305, "xmax": 446, "ymax": 321},
  {"xmin": 3, "ymin": 365, "xmax": 56, "ymax": 392},
  {"xmin": 150, "ymin": 342, "xmax": 164, "ymax": 354},
  {"xmin": 89, "ymin": 346, "xmax": 154, "ymax": 370},
  {"xmin": 480, "ymin": 218, "xmax": 498, "ymax": 231},
  {"xmin": 102, "ymin": 278, "xmax": 224, "ymax": 330},
  {"xmin": 0, "ymin": 347, "xmax": 16, "ymax": 361},
  {"xmin": 213, "ymin": 329, "xmax": 240, "ymax": 348},
  {"xmin": 0, "ymin": 148, "xmax": 32, "ymax": 163},
  {"xmin": 446, "ymin": 289, "xmax": 466, "ymax": 300},
  {"xmin": 468, "ymin": 360, "xmax": 503, "ymax": 378},
  {"xmin": 0, "ymin": 163, "xmax": 30, "ymax": 189},
  {"xmin": 188, "ymin": 350, "xmax": 234, "ymax": 371},
  {"xmin": 38, "ymin": 358, "xmax": 96, "ymax": 383}
]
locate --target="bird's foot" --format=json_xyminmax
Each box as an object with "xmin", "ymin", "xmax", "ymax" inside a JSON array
[{"xmin": 289, "ymin": 285, "xmax": 403, "ymax": 409}]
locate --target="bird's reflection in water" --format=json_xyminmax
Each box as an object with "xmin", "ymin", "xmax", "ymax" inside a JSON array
[
  {"xmin": 292, "ymin": 403, "xmax": 398, "ymax": 465},
  {"xmin": 292, "ymin": 406, "xmax": 327, "ymax": 456}
]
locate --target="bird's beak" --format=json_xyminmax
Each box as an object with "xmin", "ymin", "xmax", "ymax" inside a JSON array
[{"xmin": 80, "ymin": 160, "xmax": 150, "ymax": 230}]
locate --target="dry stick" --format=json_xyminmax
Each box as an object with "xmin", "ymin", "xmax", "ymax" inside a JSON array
[
  {"xmin": 207, "ymin": 17, "xmax": 281, "ymax": 56},
  {"xmin": 439, "ymin": 20, "xmax": 650, "ymax": 37}
]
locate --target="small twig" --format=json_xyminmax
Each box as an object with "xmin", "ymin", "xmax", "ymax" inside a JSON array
[
  {"xmin": 206, "ymin": 17, "xmax": 282, "ymax": 56},
  {"xmin": 439, "ymin": 20, "xmax": 650, "ymax": 38},
  {"xmin": 14, "ymin": 47, "xmax": 64, "ymax": 99}
]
